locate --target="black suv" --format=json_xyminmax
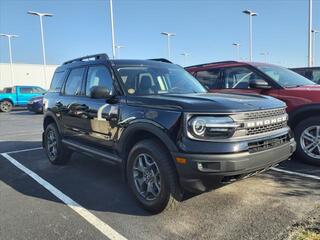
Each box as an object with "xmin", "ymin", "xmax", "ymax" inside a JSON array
[{"xmin": 43, "ymin": 54, "xmax": 296, "ymax": 213}]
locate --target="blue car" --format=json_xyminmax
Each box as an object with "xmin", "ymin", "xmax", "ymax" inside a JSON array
[
  {"xmin": 0, "ymin": 86, "xmax": 46, "ymax": 112},
  {"xmin": 27, "ymin": 96, "xmax": 44, "ymax": 113}
]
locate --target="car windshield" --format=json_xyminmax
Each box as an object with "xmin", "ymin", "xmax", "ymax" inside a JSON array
[
  {"xmin": 116, "ymin": 64, "xmax": 206, "ymax": 95},
  {"xmin": 256, "ymin": 65, "xmax": 316, "ymax": 88}
]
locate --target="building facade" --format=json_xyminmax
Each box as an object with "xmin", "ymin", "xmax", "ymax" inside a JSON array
[{"xmin": 0, "ymin": 63, "xmax": 58, "ymax": 90}]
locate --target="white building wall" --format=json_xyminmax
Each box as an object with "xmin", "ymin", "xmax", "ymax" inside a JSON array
[{"xmin": 0, "ymin": 63, "xmax": 58, "ymax": 90}]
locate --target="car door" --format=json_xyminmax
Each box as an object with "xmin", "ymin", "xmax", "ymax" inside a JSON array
[
  {"xmin": 65, "ymin": 64, "xmax": 120, "ymax": 150},
  {"xmin": 59, "ymin": 67, "xmax": 87, "ymax": 140},
  {"xmin": 17, "ymin": 87, "xmax": 39, "ymax": 105}
]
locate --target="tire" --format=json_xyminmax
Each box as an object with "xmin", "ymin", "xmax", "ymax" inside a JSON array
[
  {"xmin": 294, "ymin": 116, "xmax": 320, "ymax": 165},
  {"xmin": 0, "ymin": 100, "xmax": 13, "ymax": 112},
  {"xmin": 126, "ymin": 139, "xmax": 183, "ymax": 213},
  {"xmin": 44, "ymin": 123, "xmax": 72, "ymax": 165}
]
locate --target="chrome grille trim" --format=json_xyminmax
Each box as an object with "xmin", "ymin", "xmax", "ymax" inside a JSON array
[
  {"xmin": 246, "ymin": 122, "xmax": 287, "ymax": 136},
  {"xmin": 243, "ymin": 108, "xmax": 286, "ymax": 120}
]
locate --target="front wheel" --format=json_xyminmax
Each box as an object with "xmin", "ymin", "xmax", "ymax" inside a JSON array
[
  {"xmin": 294, "ymin": 116, "xmax": 320, "ymax": 165},
  {"xmin": 126, "ymin": 139, "xmax": 182, "ymax": 213},
  {"xmin": 44, "ymin": 123, "xmax": 72, "ymax": 165},
  {"xmin": 0, "ymin": 101, "xmax": 13, "ymax": 112}
]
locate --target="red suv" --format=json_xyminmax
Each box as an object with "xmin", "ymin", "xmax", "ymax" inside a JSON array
[{"xmin": 186, "ymin": 61, "xmax": 320, "ymax": 165}]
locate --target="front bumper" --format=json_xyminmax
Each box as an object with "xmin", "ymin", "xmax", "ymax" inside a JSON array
[
  {"xmin": 172, "ymin": 138, "xmax": 296, "ymax": 192},
  {"xmin": 27, "ymin": 103, "xmax": 43, "ymax": 113}
]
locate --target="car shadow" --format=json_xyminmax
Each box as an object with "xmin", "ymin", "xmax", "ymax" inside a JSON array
[
  {"xmin": 259, "ymin": 159, "xmax": 320, "ymax": 198},
  {"xmin": 1, "ymin": 141, "xmax": 320, "ymax": 217}
]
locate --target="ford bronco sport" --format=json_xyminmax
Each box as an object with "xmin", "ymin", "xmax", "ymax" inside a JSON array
[
  {"xmin": 186, "ymin": 61, "xmax": 320, "ymax": 165},
  {"xmin": 43, "ymin": 54, "xmax": 295, "ymax": 213}
]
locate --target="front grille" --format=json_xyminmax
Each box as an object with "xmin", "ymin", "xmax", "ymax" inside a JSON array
[
  {"xmin": 246, "ymin": 121, "xmax": 287, "ymax": 136},
  {"xmin": 243, "ymin": 108, "xmax": 286, "ymax": 120},
  {"xmin": 248, "ymin": 134, "xmax": 289, "ymax": 153}
]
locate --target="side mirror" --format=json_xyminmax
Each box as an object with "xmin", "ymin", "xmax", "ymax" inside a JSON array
[
  {"xmin": 249, "ymin": 79, "xmax": 271, "ymax": 89},
  {"xmin": 90, "ymin": 86, "xmax": 111, "ymax": 99}
]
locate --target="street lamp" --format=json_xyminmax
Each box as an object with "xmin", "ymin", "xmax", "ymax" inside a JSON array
[
  {"xmin": 308, "ymin": 0, "xmax": 313, "ymax": 67},
  {"xmin": 232, "ymin": 43, "xmax": 241, "ymax": 60},
  {"xmin": 180, "ymin": 52, "xmax": 190, "ymax": 66},
  {"xmin": 161, "ymin": 32, "xmax": 176, "ymax": 60},
  {"xmin": 243, "ymin": 10, "xmax": 258, "ymax": 62},
  {"xmin": 312, "ymin": 29, "xmax": 319, "ymax": 66},
  {"xmin": 260, "ymin": 52, "xmax": 269, "ymax": 63},
  {"xmin": 27, "ymin": 11, "xmax": 53, "ymax": 88},
  {"xmin": 109, "ymin": 0, "xmax": 116, "ymax": 59},
  {"xmin": 0, "ymin": 33, "xmax": 19, "ymax": 86},
  {"xmin": 115, "ymin": 45, "xmax": 125, "ymax": 59}
]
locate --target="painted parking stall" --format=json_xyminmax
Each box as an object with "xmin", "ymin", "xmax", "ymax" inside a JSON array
[{"xmin": 1, "ymin": 111, "xmax": 320, "ymax": 240}]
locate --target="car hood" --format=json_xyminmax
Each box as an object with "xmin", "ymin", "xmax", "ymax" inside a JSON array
[{"xmin": 126, "ymin": 92, "xmax": 286, "ymax": 113}]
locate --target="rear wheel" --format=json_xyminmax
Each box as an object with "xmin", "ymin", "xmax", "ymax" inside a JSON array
[
  {"xmin": 44, "ymin": 123, "xmax": 72, "ymax": 165},
  {"xmin": 126, "ymin": 139, "xmax": 182, "ymax": 213},
  {"xmin": 0, "ymin": 100, "xmax": 13, "ymax": 112},
  {"xmin": 294, "ymin": 116, "xmax": 320, "ymax": 165}
]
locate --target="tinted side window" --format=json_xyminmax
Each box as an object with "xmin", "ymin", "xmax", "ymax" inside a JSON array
[
  {"xmin": 86, "ymin": 65, "xmax": 113, "ymax": 96},
  {"xmin": 49, "ymin": 71, "xmax": 65, "ymax": 92},
  {"xmin": 20, "ymin": 87, "xmax": 33, "ymax": 94},
  {"xmin": 311, "ymin": 70, "xmax": 320, "ymax": 83},
  {"xmin": 195, "ymin": 69, "xmax": 220, "ymax": 89},
  {"xmin": 64, "ymin": 68, "xmax": 85, "ymax": 96},
  {"xmin": 222, "ymin": 67, "xmax": 261, "ymax": 89}
]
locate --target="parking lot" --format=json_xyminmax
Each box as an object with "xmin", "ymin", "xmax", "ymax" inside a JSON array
[{"xmin": 0, "ymin": 110, "xmax": 320, "ymax": 240}]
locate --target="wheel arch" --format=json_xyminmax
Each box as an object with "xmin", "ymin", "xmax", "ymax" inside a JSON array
[
  {"xmin": 0, "ymin": 98, "xmax": 14, "ymax": 105},
  {"xmin": 117, "ymin": 121, "xmax": 179, "ymax": 181},
  {"xmin": 43, "ymin": 112, "xmax": 62, "ymax": 133},
  {"xmin": 289, "ymin": 104, "xmax": 320, "ymax": 129}
]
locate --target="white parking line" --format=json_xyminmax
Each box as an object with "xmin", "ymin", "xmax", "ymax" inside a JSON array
[
  {"xmin": 270, "ymin": 167, "xmax": 320, "ymax": 181},
  {"xmin": 3, "ymin": 147, "xmax": 43, "ymax": 155},
  {"xmin": 1, "ymin": 152, "xmax": 127, "ymax": 240}
]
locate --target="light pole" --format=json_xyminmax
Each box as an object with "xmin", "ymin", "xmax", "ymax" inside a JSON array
[
  {"xmin": 115, "ymin": 45, "xmax": 125, "ymax": 59},
  {"xmin": 312, "ymin": 29, "xmax": 319, "ymax": 66},
  {"xmin": 243, "ymin": 10, "xmax": 258, "ymax": 62},
  {"xmin": 180, "ymin": 52, "xmax": 190, "ymax": 66},
  {"xmin": 260, "ymin": 52, "xmax": 269, "ymax": 63},
  {"xmin": 0, "ymin": 34, "xmax": 19, "ymax": 86},
  {"xmin": 161, "ymin": 32, "xmax": 176, "ymax": 60},
  {"xmin": 109, "ymin": 0, "xmax": 116, "ymax": 59},
  {"xmin": 27, "ymin": 11, "xmax": 53, "ymax": 88},
  {"xmin": 308, "ymin": 0, "xmax": 313, "ymax": 67},
  {"xmin": 232, "ymin": 43, "xmax": 241, "ymax": 60}
]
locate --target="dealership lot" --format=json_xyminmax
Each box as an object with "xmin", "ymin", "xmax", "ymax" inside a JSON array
[{"xmin": 1, "ymin": 111, "xmax": 320, "ymax": 240}]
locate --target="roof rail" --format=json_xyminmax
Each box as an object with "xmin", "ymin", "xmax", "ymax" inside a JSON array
[
  {"xmin": 148, "ymin": 58, "xmax": 172, "ymax": 64},
  {"xmin": 63, "ymin": 53, "xmax": 109, "ymax": 65},
  {"xmin": 186, "ymin": 61, "xmax": 239, "ymax": 68}
]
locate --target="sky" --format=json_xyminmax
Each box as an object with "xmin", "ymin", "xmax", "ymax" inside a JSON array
[{"xmin": 0, "ymin": 0, "xmax": 319, "ymax": 67}]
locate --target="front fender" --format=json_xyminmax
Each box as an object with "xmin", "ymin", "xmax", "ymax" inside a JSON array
[
  {"xmin": 289, "ymin": 104, "xmax": 320, "ymax": 126},
  {"xmin": 117, "ymin": 119, "xmax": 179, "ymax": 155}
]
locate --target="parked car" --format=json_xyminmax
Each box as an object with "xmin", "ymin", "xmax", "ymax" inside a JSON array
[
  {"xmin": 0, "ymin": 85, "xmax": 46, "ymax": 112},
  {"xmin": 27, "ymin": 96, "xmax": 44, "ymax": 113},
  {"xmin": 186, "ymin": 61, "xmax": 319, "ymax": 165},
  {"xmin": 291, "ymin": 67, "xmax": 320, "ymax": 84},
  {"xmin": 43, "ymin": 54, "xmax": 295, "ymax": 213}
]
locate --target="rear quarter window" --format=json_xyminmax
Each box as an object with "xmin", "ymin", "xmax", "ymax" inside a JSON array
[{"xmin": 49, "ymin": 71, "xmax": 66, "ymax": 92}]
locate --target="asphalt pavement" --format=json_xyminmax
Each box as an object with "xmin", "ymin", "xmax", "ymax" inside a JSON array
[{"xmin": 0, "ymin": 110, "xmax": 320, "ymax": 240}]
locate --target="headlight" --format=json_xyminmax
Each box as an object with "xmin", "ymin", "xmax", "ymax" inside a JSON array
[{"xmin": 187, "ymin": 116, "xmax": 240, "ymax": 140}]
